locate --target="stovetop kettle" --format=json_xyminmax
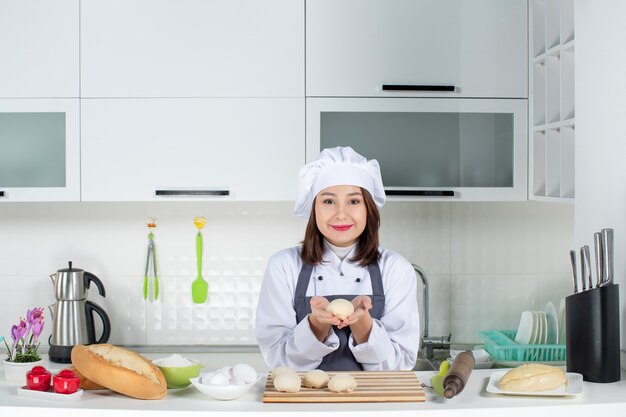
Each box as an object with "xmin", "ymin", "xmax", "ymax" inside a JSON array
[{"xmin": 48, "ymin": 262, "xmax": 111, "ymax": 363}]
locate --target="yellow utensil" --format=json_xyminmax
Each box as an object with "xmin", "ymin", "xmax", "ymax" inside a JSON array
[{"xmin": 431, "ymin": 360, "xmax": 450, "ymax": 397}]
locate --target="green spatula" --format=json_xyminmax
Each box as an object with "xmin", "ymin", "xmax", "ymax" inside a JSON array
[{"xmin": 192, "ymin": 217, "xmax": 208, "ymax": 303}]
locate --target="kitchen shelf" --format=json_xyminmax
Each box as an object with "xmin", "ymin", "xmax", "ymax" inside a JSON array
[{"xmin": 529, "ymin": 0, "xmax": 575, "ymax": 201}]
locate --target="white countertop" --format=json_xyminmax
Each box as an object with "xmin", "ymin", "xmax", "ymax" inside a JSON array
[{"xmin": 2, "ymin": 353, "xmax": 626, "ymax": 417}]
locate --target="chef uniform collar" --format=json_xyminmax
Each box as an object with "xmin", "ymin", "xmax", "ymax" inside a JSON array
[{"xmin": 294, "ymin": 146, "xmax": 386, "ymax": 217}]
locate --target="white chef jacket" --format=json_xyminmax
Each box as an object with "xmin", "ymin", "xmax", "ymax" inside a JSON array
[{"xmin": 255, "ymin": 243, "xmax": 420, "ymax": 371}]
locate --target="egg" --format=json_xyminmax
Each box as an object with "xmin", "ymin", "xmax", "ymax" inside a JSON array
[
  {"xmin": 232, "ymin": 363, "xmax": 257, "ymax": 384},
  {"xmin": 200, "ymin": 371, "xmax": 216, "ymax": 385},
  {"xmin": 208, "ymin": 372, "xmax": 230, "ymax": 386},
  {"xmin": 219, "ymin": 366, "xmax": 234, "ymax": 379}
]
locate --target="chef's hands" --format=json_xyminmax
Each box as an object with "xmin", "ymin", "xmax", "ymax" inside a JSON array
[
  {"xmin": 308, "ymin": 296, "xmax": 341, "ymax": 342},
  {"xmin": 309, "ymin": 296, "xmax": 373, "ymax": 345},
  {"xmin": 341, "ymin": 296, "xmax": 373, "ymax": 345}
]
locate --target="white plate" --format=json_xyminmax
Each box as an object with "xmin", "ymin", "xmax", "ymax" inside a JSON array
[
  {"xmin": 558, "ymin": 298, "xmax": 566, "ymax": 344},
  {"xmin": 447, "ymin": 358, "xmax": 494, "ymax": 369},
  {"xmin": 17, "ymin": 386, "xmax": 83, "ymax": 402},
  {"xmin": 486, "ymin": 371, "xmax": 582, "ymax": 396},
  {"xmin": 529, "ymin": 311, "xmax": 539, "ymax": 344},
  {"xmin": 450, "ymin": 348, "xmax": 491, "ymax": 363},
  {"xmin": 536, "ymin": 311, "xmax": 548, "ymax": 344},
  {"xmin": 545, "ymin": 301, "xmax": 559, "ymax": 344},
  {"xmin": 514, "ymin": 311, "xmax": 534, "ymax": 344},
  {"xmin": 493, "ymin": 360, "xmax": 566, "ymax": 367}
]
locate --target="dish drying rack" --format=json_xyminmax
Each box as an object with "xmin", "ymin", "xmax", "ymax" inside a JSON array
[{"xmin": 479, "ymin": 330, "xmax": 566, "ymax": 362}]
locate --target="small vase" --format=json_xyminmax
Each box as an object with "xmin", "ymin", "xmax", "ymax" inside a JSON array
[{"xmin": 3, "ymin": 359, "xmax": 43, "ymax": 383}]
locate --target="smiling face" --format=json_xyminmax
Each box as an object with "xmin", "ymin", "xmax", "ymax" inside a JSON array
[{"xmin": 314, "ymin": 185, "xmax": 367, "ymax": 247}]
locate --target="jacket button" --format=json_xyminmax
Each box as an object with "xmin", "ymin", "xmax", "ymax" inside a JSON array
[
  {"xmin": 355, "ymin": 278, "xmax": 361, "ymax": 283},
  {"xmin": 318, "ymin": 276, "xmax": 323, "ymax": 281}
]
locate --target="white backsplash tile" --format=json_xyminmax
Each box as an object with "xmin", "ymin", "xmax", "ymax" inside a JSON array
[
  {"xmin": 0, "ymin": 201, "xmax": 574, "ymax": 347},
  {"xmin": 450, "ymin": 273, "xmax": 571, "ymax": 343}
]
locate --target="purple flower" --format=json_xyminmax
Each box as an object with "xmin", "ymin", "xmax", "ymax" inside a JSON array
[
  {"xmin": 31, "ymin": 320, "xmax": 44, "ymax": 343},
  {"xmin": 11, "ymin": 319, "xmax": 27, "ymax": 343},
  {"xmin": 7, "ymin": 308, "xmax": 45, "ymax": 362}
]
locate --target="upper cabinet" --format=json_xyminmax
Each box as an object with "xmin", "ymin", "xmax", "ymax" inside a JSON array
[
  {"xmin": 0, "ymin": 0, "xmax": 79, "ymax": 98},
  {"xmin": 0, "ymin": 99, "xmax": 80, "ymax": 201},
  {"xmin": 80, "ymin": 98, "xmax": 304, "ymax": 201},
  {"xmin": 81, "ymin": 0, "xmax": 304, "ymax": 98},
  {"xmin": 529, "ymin": 0, "xmax": 575, "ymax": 202},
  {"xmin": 306, "ymin": 0, "xmax": 527, "ymax": 98}
]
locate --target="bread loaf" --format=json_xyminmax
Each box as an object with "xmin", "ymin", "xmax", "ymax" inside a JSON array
[
  {"xmin": 71, "ymin": 344, "xmax": 167, "ymax": 399},
  {"xmin": 65, "ymin": 366, "xmax": 107, "ymax": 390},
  {"xmin": 498, "ymin": 363, "xmax": 566, "ymax": 392}
]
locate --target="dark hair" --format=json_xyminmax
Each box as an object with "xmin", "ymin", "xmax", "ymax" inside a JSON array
[{"xmin": 300, "ymin": 187, "xmax": 381, "ymax": 266}]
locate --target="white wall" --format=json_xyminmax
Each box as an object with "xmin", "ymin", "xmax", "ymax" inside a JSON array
[
  {"xmin": 0, "ymin": 201, "xmax": 573, "ymax": 349},
  {"xmin": 575, "ymin": 0, "xmax": 626, "ymax": 368}
]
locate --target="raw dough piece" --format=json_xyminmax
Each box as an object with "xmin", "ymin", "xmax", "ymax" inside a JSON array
[
  {"xmin": 326, "ymin": 299, "xmax": 354, "ymax": 320},
  {"xmin": 302, "ymin": 369, "xmax": 329, "ymax": 389},
  {"xmin": 498, "ymin": 363, "xmax": 566, "ymax": 392},
  {"xmin": 273, "ymin": 372, "xmax": 302, "ymax": 393},
  {"xmin": 328, "ymin": 374, "xmax": 357, "ymax": 393}
]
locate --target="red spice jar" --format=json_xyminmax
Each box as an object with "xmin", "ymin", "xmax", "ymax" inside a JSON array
[
  {"xmin": 26, "ymin": 366, "xmax": 51, "ymax": 391},
  {"xmin": 53, "ymin": 369, "xmax": 80, "ymax": 394}
]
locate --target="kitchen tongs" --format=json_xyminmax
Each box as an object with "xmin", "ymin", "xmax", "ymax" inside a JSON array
[{"xmin": 144, "ymin": 217, "xmax": 159, "ymax": 301}]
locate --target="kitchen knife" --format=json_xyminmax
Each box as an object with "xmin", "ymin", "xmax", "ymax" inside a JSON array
[
  {"xmin": 569, "ymin": 250, "xmax": 578, "ymax": 293},
  {"xmin": 600, "ymin": 228, "xmax": 614, "ymax": 286},
  {"xmin": 594, "ymin": 232, "xmax": 603, "ymax": 288},
  {"xmin": 582, "ymin": 245, "xmax": 593, "ymax": 289},
  {"xmin": 580, "ymin": 247, "xmax": 587, "ymax": 291}
]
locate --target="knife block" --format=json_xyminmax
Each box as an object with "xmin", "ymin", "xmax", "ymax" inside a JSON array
[{"xmin": 565, "ymin": 284, "xmax": 620, "ymax": 382}]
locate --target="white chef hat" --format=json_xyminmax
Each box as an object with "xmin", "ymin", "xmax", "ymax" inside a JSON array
[{"xmin": 294, "ymin": 146, "xmax": 385, "ymax": 217}]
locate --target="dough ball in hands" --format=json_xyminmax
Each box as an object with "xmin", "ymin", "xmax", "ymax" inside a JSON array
[
  {"xmin": 328, "ymin": 373, "xmax": 357, "ymax": 393},
  {"xmin": 326, "ymin": 299, "xmax": 354, "ymax": 320},
  {"xmin": 302, "ymin": 369, "xmax": 329, "ymax": 389},
  {"xmin": 498, "ymin": 364, "xmax": 566, "ymax": 392},
  {"xmin": 273, "ymin": 372, "xmax": 302, "ymax": 393}
]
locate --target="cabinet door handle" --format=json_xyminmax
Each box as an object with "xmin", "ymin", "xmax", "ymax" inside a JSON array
[
  {"xmin": 155, "ymin": 189, "xmax": 230, "ymax": 196},
  {"xmin": 382, "ymin": 84, "xmax": 456, "ymax": 92},
  {"xmin": 385, "ymin": 190, "xmax": 455, "ymax": 197},
  {"xmin": 0, "ymin": 191, "xmax": 4, "ymax": 197}
]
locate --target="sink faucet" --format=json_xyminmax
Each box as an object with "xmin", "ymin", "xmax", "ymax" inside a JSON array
[{"xmin": 412, "ymin": 263, "xmax": 451, "ymax": 361}]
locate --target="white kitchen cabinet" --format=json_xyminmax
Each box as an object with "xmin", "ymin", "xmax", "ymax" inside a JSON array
[
  {"xmin": 529, "ymin": 0, "xmax": 575, "ymax": 201},
  {"xmin": 307, "ymin": 98, "xmax": 527, "ymax": 201},
  {"xmin": 81, "ymin": 98, "xmax": 304, "ymax": 201},
  {"xmin": 306, "ymin": 0, "xmax": 527, "ymax": 98},
  {"xmin": 81, "ymin": 0, "xmax": 304, "ymax": 98},
  {"xmin": 0, "ymin": 99, "xmax": 80, "ymax": 201},
  {"xmin": 0, "ymin": 0, "xmax": 79, "ymax": 98}
]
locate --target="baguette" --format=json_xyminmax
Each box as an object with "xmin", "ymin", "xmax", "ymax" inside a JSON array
[
  {"xmin": 498, "ymin": 363, "xmax": 566, "ymax": 392},
  {"xmin": 65, "ymin": 366, "xmax": 107, "ymax": 390},
  {"xmin": 71, "ymin": 344, "xmax": 167, "ymax": 400}
]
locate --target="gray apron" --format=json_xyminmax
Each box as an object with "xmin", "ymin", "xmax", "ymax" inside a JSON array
[{"xmin": 294, "ymin": 261, "xmax": 385, "ymax": 371}]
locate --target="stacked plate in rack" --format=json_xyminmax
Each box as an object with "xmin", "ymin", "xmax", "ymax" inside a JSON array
[{"xmin": 514, "ymin": 302, "xmax": 560, "ymax": 345}]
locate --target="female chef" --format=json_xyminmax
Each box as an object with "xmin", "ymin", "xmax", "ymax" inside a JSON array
[{"xmin": 255, "ymin": 146, "xmax": 419, "ymax": 371}]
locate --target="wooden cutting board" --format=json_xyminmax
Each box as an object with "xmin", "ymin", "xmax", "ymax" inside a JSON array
[{"xmin": 262, "ymin": 371, "xmax": 425, "ymax": 403}]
